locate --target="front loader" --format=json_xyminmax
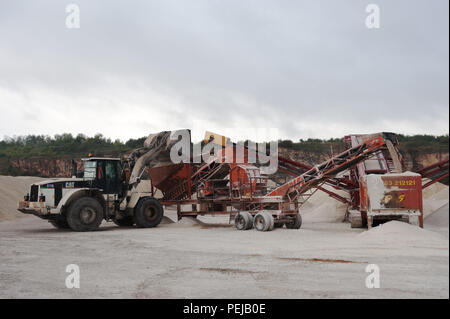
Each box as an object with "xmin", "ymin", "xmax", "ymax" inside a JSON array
[{"xmin": 17, "ymin": 130, "xmax": 183, "ymax": 232}]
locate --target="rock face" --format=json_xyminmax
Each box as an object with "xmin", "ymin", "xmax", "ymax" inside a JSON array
[
  {"xmin": 4, "ymin": 150, "xmax": 449, "ymax": 178},
  {"xmin": 279, "ymin": 147, "xmax": 329, "ymax": 166},
  {"xmin": 402, "ymin": 152, "xmax": 450, "ymax": 171},
  {"xmin": 279, "ymin": 148, "xmax": 449, "ymax": 173},
  {"xmin": 9, "ymin": 158, "xmax": 83, "ymax": 177}
]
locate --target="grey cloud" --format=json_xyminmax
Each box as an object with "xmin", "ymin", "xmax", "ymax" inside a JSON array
[{"xmin": 0, "ymin": 0, "xmax": 448, "ymax": 141}]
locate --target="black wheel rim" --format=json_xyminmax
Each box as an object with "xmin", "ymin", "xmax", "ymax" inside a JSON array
[
  {"xmin": 80, "ymin": 207, "xmax": 96, "ymax": 224},
  {"xmin": 236, "ymin": 215, "xmax": 245, "ymax": 228},
  {"xmin": 255, "ymin": 215, "xmax": 264, "ymax": 230},
  {"xmin": 144, "ymin": 205, "xmax": 158, "ymax": 222}
]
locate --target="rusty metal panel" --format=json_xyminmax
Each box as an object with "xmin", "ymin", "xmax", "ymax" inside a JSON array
[{"xmin": 360, "ymin": 173, "xmax": 423, "ymax": 226}]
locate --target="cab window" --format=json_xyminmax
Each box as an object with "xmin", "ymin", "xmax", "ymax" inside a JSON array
[
  {"xmin": 83, "ymin": 161, "xmax": 97, "ymax": 178},
  {"xmin": 105, "ymin": 162, "xmax": 117, "ymax": 180}
]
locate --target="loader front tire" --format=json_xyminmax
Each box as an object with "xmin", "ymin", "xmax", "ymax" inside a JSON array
[
  {"xmin": 134, "ymin": 197, "xmax": 164, "ymax": 228},
  {"xmin": 66, "ymin": 197, "xmax": 104, "ymax": 232}
]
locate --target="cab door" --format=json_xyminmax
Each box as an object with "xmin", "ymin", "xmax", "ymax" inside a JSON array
[{"xmin": 104, "ymin": 161, "xmax": 121, "ymax": 194}]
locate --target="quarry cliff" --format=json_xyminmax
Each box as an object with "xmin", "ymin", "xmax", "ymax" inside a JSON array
[{"xmin": 2, "ymin": 149, "xmax": 448, "ymax": 179}]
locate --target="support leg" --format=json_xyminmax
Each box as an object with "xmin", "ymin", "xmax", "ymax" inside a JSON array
[{"xmin": 367, "ymin": 216, "xmax": 373, "ymax": 230}]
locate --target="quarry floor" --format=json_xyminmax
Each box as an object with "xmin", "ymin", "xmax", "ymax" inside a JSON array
[{"xmin": 0, "ymin": 208, "xmax": 448, "ymax": 299}]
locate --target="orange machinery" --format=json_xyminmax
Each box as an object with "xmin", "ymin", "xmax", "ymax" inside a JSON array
[
  {"xmin": 359, "ymin": 173, "xmax": 423, "ymax": 229},
  {"xmin": 144, "ymin": 131, "xmax": 398, "ymax": 231}
]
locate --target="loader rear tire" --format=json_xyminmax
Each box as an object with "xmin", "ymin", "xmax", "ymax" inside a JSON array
[
  {"xmin": 254, "ymin": 211, "xmax": 274, "ymax": 232},
  {"xmin": 234, "ymin": 212, "xmax": 253, "ymax": 230},
  {"xmin": 66, "ymin": 197, "xmax": 104, "ymax": 232},
  {"xmin": 134, "ymin": 197, "xmax": 164, "ymax": 228},
  {"xmin": 285, "ymin": 214, "xmax": 302, "ymax": 229}
]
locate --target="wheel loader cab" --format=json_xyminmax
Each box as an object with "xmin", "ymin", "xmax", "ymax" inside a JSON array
[{"xmin": 82, "ymin": 158, "xmax": 122, "ymax": 195}]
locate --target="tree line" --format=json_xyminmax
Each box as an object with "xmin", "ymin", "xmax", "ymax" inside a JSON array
[
  {"xmin": 0, "ymin": 133, "xmax": 448, "ymax": 159},
  {"xmin": 278, "ymin": 134, "xmax": 449, "ymax": 155},
  {"xmin": 0, "ymin": 133, "xmax": 146, "ymax": 159}
]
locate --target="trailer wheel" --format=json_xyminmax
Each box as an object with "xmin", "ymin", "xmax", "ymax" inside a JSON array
[
  {"xmin": 350, "ymin": 215, "xmax": 363, "ymax": 228},
  {"xmin": 134, "ymin": 197, "xmax": 164, "ymax": 228},
  {"xmin": 285, "ymin": 214, "xmax": 302, "ymax": 229},
  {"xmin": 254, "ymin": 211, "xmax": 274, "ymax": 232},
  {"xmin": 49, "ymin": 215, "xmax": 70, "ymax": 229},
  {"xmin": 264, "ymin": 212, "xmax": 275, "ymax": 231},
  {"xmin": 66, "ymin": 197, "xmax": 104, "ymax": 232},
  {"xmin": 113, "ymin": 216, "xmax": 135, "ymax": 227},
  {"xmin": 234, "ymin": 212, "xmax": 253, "ymax": 230}
]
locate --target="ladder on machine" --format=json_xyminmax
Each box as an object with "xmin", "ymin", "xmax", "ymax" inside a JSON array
[
  {"xmin": 416, "ymin": 158, "xmax": 449, "ymax": 189},
  {"xmin": 267, "ymin": 134, "xmax": 392, "ymax": 202}
]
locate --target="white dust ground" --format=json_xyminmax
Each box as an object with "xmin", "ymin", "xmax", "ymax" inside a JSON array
[
  {"xmin": 0, "ymin": 176, "xmax": 44, "ymax": 221},
  {"xmin": 0, "ymin": 175, "xmax": 448, "ymax": 298}
]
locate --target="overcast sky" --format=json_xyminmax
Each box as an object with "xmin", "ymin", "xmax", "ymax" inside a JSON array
[{"xmin": 0, "ymin": 0, "xmax": 448, "ymax": 142}]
